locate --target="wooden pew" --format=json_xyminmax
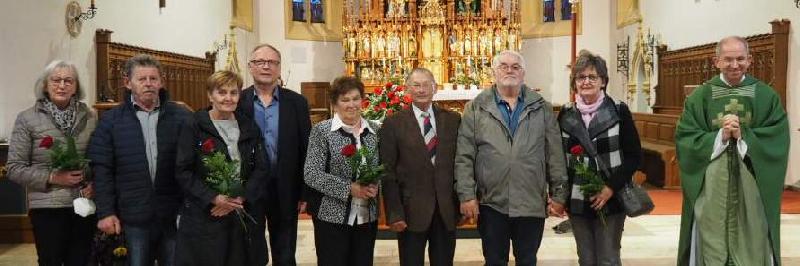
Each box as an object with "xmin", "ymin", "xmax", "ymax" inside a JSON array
[{"xmin": 632, "ymin": 112, "xmax": 680, "ymax": 188}]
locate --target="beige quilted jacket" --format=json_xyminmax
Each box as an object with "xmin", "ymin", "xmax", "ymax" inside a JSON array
[{"xmin": 6, "ymin": 101, "xmax": 96, "ymax": 209}]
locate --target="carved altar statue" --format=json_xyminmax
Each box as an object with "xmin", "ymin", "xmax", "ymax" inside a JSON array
[
  {"xmin": 347, "ymin": 31, "xmax": 358, "ymax": 58},
  {"xmin": 386, "ymin": 0, "xmax": 407, "ymax": 17},
  {"xmin": 464, "ymin": 26, "xmax": 473, "ymax": 56},
  {"xmin": 493, "ymin": 28, "xmax": 505, "ymax": 52},
  {"xmin": 361, "ymin": 30, "xmax": 371, "ymax": 58},
  {"xmin": 407, "ymin": 27, "xmax": 417, "ymax": 57},
  {"xmin": 456, "ymin": 25, "xmax": 465, "ymax": 56},
  {"xmin": 482, "ymin": 27, "xmax": 493, "ymax": 56},
  {"xmin": 376, "ymin": 30, "xmax": 386, "ymax": 58},
  {"xmin": 361, "ymin": 66, "xmax": 371, "ymax": 81},
  {"xmin": 508, "ymin": 27, "xmax": 518, "ymax": 51},
  {"xmin": 387, "ymin": 28, "xmax": 401, "ymax": 58}
]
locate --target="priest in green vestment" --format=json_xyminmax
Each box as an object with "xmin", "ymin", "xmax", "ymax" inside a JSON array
[{"xmin": 675, "ymin": 36, "xmax": 789, "ymax": 266}]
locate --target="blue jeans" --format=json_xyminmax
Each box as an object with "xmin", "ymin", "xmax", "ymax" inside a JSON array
[{"xmin": 125, "ymin": 223, "xmax": 177, "ymax": 266}]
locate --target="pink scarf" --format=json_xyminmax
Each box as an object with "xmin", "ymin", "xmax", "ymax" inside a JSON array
[{"xmin": 575, "ymin": 92, "xmax": 606, "ymax": 127}]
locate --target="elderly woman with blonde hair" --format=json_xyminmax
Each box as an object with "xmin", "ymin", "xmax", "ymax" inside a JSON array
[{"xmin": 6, "ymin": 60, "xmax": 97, "ymax": 266}]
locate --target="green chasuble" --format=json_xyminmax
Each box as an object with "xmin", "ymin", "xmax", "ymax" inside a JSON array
[{"xmin": 675, "ymin": 75, "xmax": 789, "ymax": 266}]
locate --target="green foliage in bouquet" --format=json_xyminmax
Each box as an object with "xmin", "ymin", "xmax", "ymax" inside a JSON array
[
  {"xmin": 569, "ymin": 145, "xmax": 607, "ymax": 226},
  {"xmin": 202, "ymin": 152, "xmax": 245, "ymax": 197},
  {"xmin": 341, "ymin": 144, "xmax": 384, "ymax": 185},
  {"xmin": 40, "ymin": 135, "xmax": 89, "ymax": 171}
]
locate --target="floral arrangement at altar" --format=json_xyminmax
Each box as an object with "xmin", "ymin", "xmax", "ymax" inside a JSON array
[{"xmin": 362, "ymin": 82, "xmax": 412, "ymax": 121}]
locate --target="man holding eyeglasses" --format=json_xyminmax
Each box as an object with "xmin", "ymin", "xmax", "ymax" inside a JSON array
[
  {"xmin": 236, "ymin": 44, "xmax": 312, "ymax": 266},
  {"xmin": 675, "ymin": 36, "xmax": 789, "ymax": 266},
  {"xmin": 455, "ymin": 50, "xmax": 568, "ymax": 266},
  {"xmin": 380, "ymin": 68, "xmax": 461, "ymax": 266}
]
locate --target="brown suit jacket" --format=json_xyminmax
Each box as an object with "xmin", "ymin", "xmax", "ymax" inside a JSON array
[{"xmin": 379, "ymin": 106, "xmax": 461, "ymax": 232}]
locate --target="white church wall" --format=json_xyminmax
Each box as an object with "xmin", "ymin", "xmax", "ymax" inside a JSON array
[
  {"xmin": 615, "ymin": 0, "xmax": 798, "ymax": 184},
  {"xmin": 521, "ymin": 0, "xmax": 613, "ymax": 105},
  {"xmin": 256, "ymin": 0, "xmax": 345, "ymax": 93},
  {"xmin": 0, "ymin": 0, "xmax": 253, "ymax": 140}
]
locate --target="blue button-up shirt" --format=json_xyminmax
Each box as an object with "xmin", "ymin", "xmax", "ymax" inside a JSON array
[
  {"xmin": 253, "ymin": 88, "xmax": 280, "ymax": 171},
  {"xmin": 494, "ymin": 88, "xmax": 525, "ymax": 136}
]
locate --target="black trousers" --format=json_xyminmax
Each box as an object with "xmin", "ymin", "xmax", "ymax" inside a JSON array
[
  {"xmin": 478, "ymin": 205, "xmax": 545, "ymax": 266},
  {"xmin": 397, "ymin": 209, "xmax": 456, "ymax": 266},
  {"xmin": 264, "ymin": 183, "xmax": 299, "ymax": 266},
  {"xmin": 175, "ymin": 200, "xmax": 267, "ymax": 266},
  {"xmin": 312, "ymin": 218, "xmax": 377, "ymax": 266},
  {"xmin": 28, "ymin": 207, "xmax": 95, "ymax": 266}
]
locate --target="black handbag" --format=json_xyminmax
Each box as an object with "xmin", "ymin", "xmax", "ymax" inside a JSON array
[{"xmin": 616, "ymin": 181, "xmax": 654, "ymax": 217}]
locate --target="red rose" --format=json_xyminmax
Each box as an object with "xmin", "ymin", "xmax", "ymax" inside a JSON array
[
  {"xmin": 386, "ymin": 109, "xmax": 394, "ymax": 116},
  {"xmin": 201, "ymin": 138, "xmax": 215, "ymax": 154},
  {"xmin": 378, "ymin": 102, "xmax": 387, "ymax": 110},
  {"xmin": 385, "ymin": 82, "xmax": 393, "ymax": 89},
  {"xmin": 402, "ymin": 95, "xmax": 412, "ymax": 104},
  {"xmin": 374, "ymin": 88, "xmax": 384, "ymax": 95},
  {"xmin": 395, "ymin": 85, "xmax": 405, "ymax": 92},
  {"xmin": 387, "ymin": 91, "xmax": 396, "ymax": 99},
  {"xmin": 390, "ymin": 96, "xmax": 401, "ymax": 105},
  {"xmin": 569, "ymin": 145, "xmax": 584, "ymax": 156},
  {"xmin": 361, "ymin": 99, "xmax": 370, "ymax": 109},
  {"xmin": 341, "ymin": 144, "xmax": 357, "ymax": 157},
  {"xmin": 39, "ymin": 136, "xmax": 54, "ymax": 149}
]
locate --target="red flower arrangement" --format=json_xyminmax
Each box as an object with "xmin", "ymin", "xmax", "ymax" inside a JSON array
[
  {"xmin": 341, "ymin": 144, "xmax": 384, "ymax": 185},
  {"xmin": 362, "ymin": 82, "xmax": 412, "ymax": 121}
]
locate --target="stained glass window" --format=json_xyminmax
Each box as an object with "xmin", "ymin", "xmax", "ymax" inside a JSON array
[
  {"xmin": 310, "ymin": 0, "xmax": 324, "ymax": 23},
  {"xmin": 543, "ymin": 0, "xmax": 555, "ymax": 22},
  {"xmin": 561, "ymin": 0, "xmax": 572, "ymax": 20},
  {"xmin": 292, "ymin": 0, "xmax": 305, "ymax": 22}
]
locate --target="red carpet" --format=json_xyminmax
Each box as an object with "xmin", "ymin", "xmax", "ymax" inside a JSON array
[{"xmin": 648, "ymin": 189, "xmax": 800, "ymax": 215}]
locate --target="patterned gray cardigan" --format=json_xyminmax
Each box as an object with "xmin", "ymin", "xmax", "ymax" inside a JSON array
[{"xmin": 303, "ymin": 119, "xmax": 381, "ymax": 225}]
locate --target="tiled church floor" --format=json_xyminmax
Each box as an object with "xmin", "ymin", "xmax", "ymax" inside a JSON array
[{"xmin": 2, "ymin": 215, "xmax": 799, "ymax": 265}]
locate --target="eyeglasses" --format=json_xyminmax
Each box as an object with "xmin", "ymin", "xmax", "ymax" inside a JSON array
[
  {"xmin": 575, "ymin": 75, "xmax": 600, "ymax": 84},
  {"xmin": 497, "ymin": 64, "xmax": 523, "ymax": 72},
  {"xmin": 49, "ymin": 77, "xmax": 75, "ymax": 86},
  {"xmin": 249, "ymin": 59, "xmax": 281, "ymax": 68}
]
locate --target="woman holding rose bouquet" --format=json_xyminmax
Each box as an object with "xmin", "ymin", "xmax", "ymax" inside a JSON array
[
  {"xmin": 7, "ymin": 60, "xmax": 97, "ymax": 266},
  {"xmin": 557, "ymin": 50, "xmax": 642, "ymax": 266},
  {"xmin": 303, "ymin": 76, "xmax": 382, "ymax": 266},
  {"xmin": 174, "ymin": 70, "xmax": 269, "ymax": 266}
]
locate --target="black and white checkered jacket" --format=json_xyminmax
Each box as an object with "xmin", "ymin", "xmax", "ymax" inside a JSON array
[
  {"xmin": 558, "ymin": 96, "xmax": 642, "ymax": 217},
  {"xmin": 303, "ymin": 119, "xmax": 381, "ymax": 225}
]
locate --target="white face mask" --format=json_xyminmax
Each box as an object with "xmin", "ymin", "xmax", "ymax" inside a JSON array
[{"xmin": 73, "ymin": 197, "xmax": 96, "ymax": 217}]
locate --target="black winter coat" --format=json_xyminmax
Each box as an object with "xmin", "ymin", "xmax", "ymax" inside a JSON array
[{"xmin": 174, "ymin": 109, "xmax": 269, "ymax": 207}]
